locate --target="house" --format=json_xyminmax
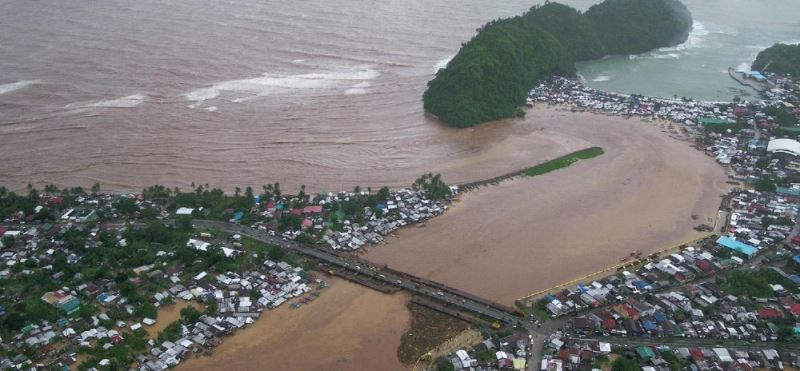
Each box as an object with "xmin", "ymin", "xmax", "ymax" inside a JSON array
[{"xmin": 757, "ymin": 307, "xmax": 784, "ymax": 320}]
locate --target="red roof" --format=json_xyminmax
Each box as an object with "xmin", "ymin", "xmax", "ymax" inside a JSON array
[
  {"xmin": 689, "ymin": 348, "xmax": 704, "ymax": 361},
  {"xmin": 48, "ymin": 196, "xmax": 64, "ymax": 205},
  {"xmin": 290, "ymin": 208, "xmax": 303, "ymax": 216},
  {"xmin": 696, "ymin": 260, "xmax": 713, "ymax": 273},
  {"xmin": 303, "ymin": 205, "xmax": 323, "ymax": 214},
  {"xmin": 758, "ymin": 307, "xmax": 784, "ymax": 319},
  {"xmin": 790, "ymin": 304, "xmax": 800, "ymax": 316},
  {"xmin": 0, "ymin": 226, "xmax": 7, "ymax": 235},
  {"xmin": 791, "ymin": 235, "xmax": 800, "ymax": 244},
  {"xmin": 602, "ymin": 318, "xmax": 616, "ymax": 330}
]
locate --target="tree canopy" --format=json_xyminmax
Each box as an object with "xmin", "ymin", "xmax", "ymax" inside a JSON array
[
  {"xmin": 752, "ymin": 43, "xmax": 800, "ymax": 78},
  {"xmin": 423, "ymin": 0, "xmax": 693, "ymax": 127}
]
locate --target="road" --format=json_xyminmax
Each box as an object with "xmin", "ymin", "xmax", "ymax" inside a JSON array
[
  {"xmin": 579, "ymin": 335, "xmax": 800, "ymax": 353},
  {"xmin": 193, "ymin": 220, "xmax": 536, "ymax": 333}
]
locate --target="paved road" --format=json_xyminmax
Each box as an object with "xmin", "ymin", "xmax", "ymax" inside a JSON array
[
  {"xmin": 194, "ymin": 220, "xmax": 535, "ymax": 332},
  {"xmin": 578, "ymin": 335, "xmax": 800, "ymax": 352}
]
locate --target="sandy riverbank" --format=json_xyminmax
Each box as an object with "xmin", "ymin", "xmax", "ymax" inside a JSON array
[
  {"xmin": 176, "ymin": 277, "xmax": 411, "ymax": 371},
  {"xmin": 364, "ymin": 106, "xmax": 730, "ymax": 305}
]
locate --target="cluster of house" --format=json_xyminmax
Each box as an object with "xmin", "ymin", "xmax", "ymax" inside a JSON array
[
  {"xmin": 320, "ymin": 189, "xmax": 449, "ymax": 250},
  {"xmin": 542, "ymin": 332, "xmax": 792, "ymax": 371},
  {"xmin": 529, "ymin": 76, "xmax": 797, "ymax": 127},
  {"xmin": 528, "ymin": 77, "xmax": 731, "ymax": 124},
  {"xmin": 0, "ymin": 189, "xmax": 330, "ymax": 370},
  {"xmin": 133, "ymin": 261, "xmax": 320, "ymax": 371},
  {"xmin": 568, "ymin": 279, "xmax": 800, "ymax": 341},
  {"xmin": 543, "ymin": 241, "xmax": 744, "ymax": 319},
  {"xmin": 2, "ymin": 250, "xmax": 319, "ymax": 370},
  {"xmin": 444, "ymin": 333, "xmax": 531, "ymax": 371},
  {"xmin": 724, "ymin": 188, "xmax": 798, "ymax": 254}
]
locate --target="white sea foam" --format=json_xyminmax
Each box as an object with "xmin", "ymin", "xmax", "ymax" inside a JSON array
[
  {"xmin": 434, "ymin": 56, "xmax": 453, "ymax": 73},
  {"xmin": 0, "ymin": 80, "xmax": 40, "ymax": 95},
  {"xmin": 657, "ymin": 21, "xmax": 709, "ymax": 53},
  {"xmin": 652, "ymin": 53, "xmax": 681, "ymax": 60},
  {"xmin": 66, "ymin": 93, "xmax": 145, "ymax": 109},
  {"xmin": 344, "ymin": 87, "xmax": 368, "ymax": 95},
  {"xmin": 206, "ymin": 106, "xmax": 217, "ymax": 112},
  {"xmin": 88, "ymin": 94, "xmax": 145, "ymax": 108},
  {"xmin": 592, "ymin": 75, "xmax": 611, "ymax": 82},
  {"xmin": 185, "ymin": 65, "xmax": 380, "ymax": 106},
  {"xmin": 736, "ymin": 62, "xmax": 751, "ymax": 72}
]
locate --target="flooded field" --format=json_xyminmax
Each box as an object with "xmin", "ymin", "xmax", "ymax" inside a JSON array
[
  {"xmin": 176, "ymin": 278, "xmax": 411, "ymax": 371},
  {"xmin": 364, "ymin": 107, "xmax": 730, "ymax": 305},
  {"xmin": 146, "ymin": 300, "xmax": 205, "ymax": 339}
]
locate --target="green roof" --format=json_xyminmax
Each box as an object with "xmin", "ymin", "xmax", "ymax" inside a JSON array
[
  {"xmin": 636, "ymin": 346, "xmax": 656, "ymax": 359},
  {"xmin": 698, "ymin": 117, "xmax": 732, "ymax": 126},
  {"xmin": 58, "ymin": 297, "xmax": 81, "ymax": 315}
]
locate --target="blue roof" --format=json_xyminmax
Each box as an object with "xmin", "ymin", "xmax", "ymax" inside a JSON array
[
  {"xmin": 633, "ymin": 280, "xmax": 649, "ymax": 289},
  {"xmin": 642, "ymin": 320, "xmax": 657, "ymax": 331},
  {"xmin": 777, "ymin": 187, "xmax": 800, "ymax": 196},
  {"xmin": 716, "ymin": 236, "xmax": 757, "ymax": 256},
  {"xmin": 233, "ymin": 211, "xmax": 244, "ymax": 221},
  {"xmin": 654, "ymin": 311, "xmax": 667, "ymax": 322},
  {"xmin": 790, "ymin": 275, "xmax": 800, "ymax": 285},
  {"xmin": 794, "ymin": 255, "xmax": 800, "ymax": 265},
  {"xmin": 577, "ymin": 284, "xmax": 589, "ymax": 292}
]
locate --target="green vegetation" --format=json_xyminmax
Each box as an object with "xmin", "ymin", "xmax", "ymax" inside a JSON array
[
  {"xmin": 752, "ymin": 43, "xmax": 800, "ymax": 78},
  {"xmin": 412, "ymin": 173, "xmax": 452, "ymax": 200},
  {"xmin": 525, "ymin": 147, "xmax": 604, "ymax": 177},
  {"xmin": 423, "ymin": 0, "xmax": 692, "ymax": 127},
  {"xmin": 611, "ymin": 356, "xmax": 640, "ymax": 371},
  {"xmin": 720, "ymin": 269, "xmax": 799, "ymax": 298}
]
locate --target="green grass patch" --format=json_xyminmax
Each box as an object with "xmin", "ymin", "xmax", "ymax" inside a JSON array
[{"xmin": 525, "ymin": 147, "xmax": 604, "ymax": 177}]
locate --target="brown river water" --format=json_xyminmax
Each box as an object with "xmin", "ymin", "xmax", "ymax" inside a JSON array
[
  {"xmin": 3, "ymin": 0, "xmax": 795, "ymax": 192},
  {"xmin": 0, "ymin": 0, "xmax": 602, "ymax": 192}
]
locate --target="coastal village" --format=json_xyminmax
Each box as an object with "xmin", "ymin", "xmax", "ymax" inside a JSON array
[{"xmin": 1, "ymin": 68, "xmax": 800, "ymax": 371}]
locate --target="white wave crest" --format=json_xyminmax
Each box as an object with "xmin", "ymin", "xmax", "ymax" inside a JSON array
[
  {"xmin": 66, "ymin": 93, "xmax": 145, "ymax": 109},
  {"xmin": 88, "ymin": 94, "xmax": 145, "ymax": 108},
  {"xmin": 0, "ymin": 80, "xmax": 40, "ymax": 95},
  {"xmin": 434, "ymin": 56, "xmax": 453, "ymax": 73},
  {"xmin": 185, "ymin": 65, "xmax": 380, "ymax": 106},
  {"xmin": 652, "ymin": 52, "xmax": 681, "ymax": 60},
  {"xmin": 591, "ymin": 75, "xmax": 611, "ymax": 82}
]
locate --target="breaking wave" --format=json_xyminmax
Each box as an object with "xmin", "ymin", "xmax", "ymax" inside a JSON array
[
  {"xmin": 591, "ymin": 75, "xmax": 611, "ymax": 82},
  {"xmin": 434, "ymin": 56, "xmax": 453, "ymax": 73},
  {"xmin": 185, "ymin": 65, "xmax": 380, "ymax": 106},
  {"xmin": 0, "ymin": 80, "xmax": 40, "ymax": 95},
  {"xmin": 65, "ymin": 94, "xmax": 146, "ymax": 109}
]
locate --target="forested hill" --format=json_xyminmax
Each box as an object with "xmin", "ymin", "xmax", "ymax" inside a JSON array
[
  {"xmin": 423, "ymin": 0, "xmax": 693, "ymax": 128},
  {"xmin": 752, "ymin": 43, "xmax": 800, "ymax": 78}
]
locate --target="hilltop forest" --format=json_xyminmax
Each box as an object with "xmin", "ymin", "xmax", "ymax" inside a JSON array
[
  {"xmin": 752, "ymin": 43, "xmax": 800, "ymax": 78},
  {"xmin": 423, "ymin": 0, "xmax": 693, "ymax": 127}
]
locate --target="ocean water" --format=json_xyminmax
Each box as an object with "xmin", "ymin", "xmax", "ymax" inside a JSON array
[
  {"xmin": 0, "ymin": 0, "xmax": 797, "ymax": 191},
  {"xmin": 577, "ymin": 0, "xmax": 800, "ymax": 101}
]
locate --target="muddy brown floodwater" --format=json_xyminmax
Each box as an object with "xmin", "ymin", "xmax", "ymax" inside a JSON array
[
  {"xmin": 364, "ymin": 107, "xmax": 731, "ymax": 305},
  {"xmin": 176, "ymin": 278, "xmax": 411, "ymax": 371}
]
